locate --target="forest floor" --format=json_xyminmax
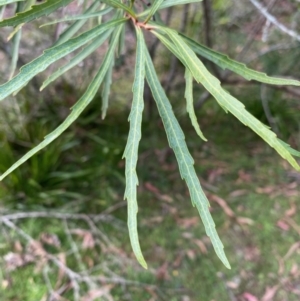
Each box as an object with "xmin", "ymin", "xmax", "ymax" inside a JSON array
[{"xmin": 1, "ymin": 96, "xmax": 300, "ymax": 301}]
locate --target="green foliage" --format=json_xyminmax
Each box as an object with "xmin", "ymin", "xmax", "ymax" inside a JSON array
[
  {"xmin": 0, "ymin": 0, "xmax": 74, "ymax": 27},
  {"xmin": 0, "ymin": 0, "xmax": 24, "ymax": 6},
  {"xmin": 181, "ymin": 34, "xmax": 300, "ymax": 86},
  {"xmin": 153, "ymin": 26, "xmax": 300, "ymax": 171},
  {"xmin": 0, "ymin": 0, "xmax": 299, "ymax": 270},
  {"xmin": 123, "ymin": 26, "xmax": 147, "ymax": 268},
  {"xmin": 184, "ymin": 68, "xmax": 207, "ymax": 141},
  {"xmin": 145, "ymin": 47, "xmax": 230, "ymax": 269}
]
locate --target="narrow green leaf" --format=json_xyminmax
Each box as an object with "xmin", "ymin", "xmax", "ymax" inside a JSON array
[
  {"xmin": 40, "ymin": 29, "xmax": 113, "ymax": 90},
  {"xmin": 117, "ymin": 21, "xmax": 125, "ymax": 56},
  {"xmin": 7, "ymin": 23, "xmax": 23, "ymax": 41},
  {"xmin": 144, "ymin": 0, "xmax": 164, "ymax": 23},
  {"xmin": 101, "ymin": 57, "xmax": 114, "ymax": 119},
  {"xmin": 153, "ymin": 30, "xmax": 227, "ymax": 113},
  {"xmin": 8, "ymin": 0, "xmax": 23, "ymax": 78},
  {"xmin": 138, "ymin": 0, "xmax": 202, "ymax": 17},
  {"xmin": 157, "ymin": 27, "xmax": 300, "ymax": 172},
  {"xmin": 100, "ymin": 0, "xmax": 135, "ymax": 17},
  {"xmin": 130, "ymin": 0, "xmax": 135, "ymax": 8},
  {"xmin": 6, "ymin": 0, "xmax": 33, "ymax": 40},
  {"xmin": 9, "ymin": 26, "xmax": 22, "ymax": 79},
  {"xmin": 0, "ymin": 0, "xmax": 74, "ymax": 27},
  {"xmin": 53, "ymin": 0, "xmax": 100, "ymax": 46},
  {"xmin": 123, "ymin": 27, "xmax": 147, "ymax": 269},
  {"xmin": 40, "ymin": 7, "xmax": 112, "ymax": 27},
  {"xmin": 185, "ymin": 68, "xmax": 207, "ymax": 141},
  {"xmin": 161, "ymin": 0, "xmax": 202, "ymax": 7},
  {"xmin": 144, "ymin": 45, "xmax": 231, "ymax": 270},
  {"xmin": 0, "ymin": 25, "xmax": 123, "ymax": 181},
  {"xmin": 96, "ymin": 3, "xmax": 107, "ymax": 25},
  {"xmin": 0, "ymin": 18, "xmax": 126, "ymax": 101},
  {"xmin": 0, "ymin": 0, "xmax": 24, "ymax": 5},
  {"xmin": 278, "ymin": 140, "xmax": 300, "ymax": 158},
  {"xmin": 20, "ymin": 0, "xmax": 35, "ymax": 13},
  {"xmin": 0, "ymin": 5, "xmax": 5, "ymax": 20},
  {"xmin": 181, "ymin": 34, "xmax": 300, "ymax": 86}
]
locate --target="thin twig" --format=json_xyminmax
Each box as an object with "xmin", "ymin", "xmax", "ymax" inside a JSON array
[
  {"xmin": 63, "ymin": 219, "xmax": 98, "ymax": 290},
  {"xmin": 101, "ymin": 200, "xmax": 126, "ymax": 215},
  {"xmin": 0, "ymin": 211, "xmax": 117, "ymax": 260},
  {"xmin": 1, "ymin": 210, "xmax": 189, "ymax": 298},
  {"xmin": 202, "ymin": 0, "xmax": 213, "ymax": 48},
  {"xmin": 246, "ymin": 42, "xmax": 298, "ymax": 63},
  {"xmin": 237, "ymin": 0, "xmax": 278, "ymax": 62},
  {"xmin": 201, "ymin": 0, "xmax": 220, "ymax": 78},
  {"xmin": 195, "ymin": 91, "xmax": 210, "ymax": 109},
  {"xmin": 249, "ymin": 0, "xmax": 300, "ymax": 42},
  {"xmin": 1, "ymin": 216, "xmax": 82, "ymax": 300},
  {"xmin": 43, "ymin": 265, "xmax": 55, "ymax": 300},
  {"xmin": 1, "ymin": 217, "xmax": 33, "ymax": 242}
]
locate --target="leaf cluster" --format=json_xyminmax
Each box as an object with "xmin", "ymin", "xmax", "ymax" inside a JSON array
[{"xmin": 0, "ymin": 0, "xmax": 299, "ymax": 269}]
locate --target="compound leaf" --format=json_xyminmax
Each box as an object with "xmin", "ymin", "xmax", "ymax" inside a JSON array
[
  {"xmin": 123, "ymin": 27, "xmax": 147, "ymax": 269},
  {"xmin": 158, "ymin": 27, "xmax": 300, "ymax": 172},
  {"xmin": 144, "ymin": 44, "xmax": 231, "ymax": 270},
  {"xmin": 0, "ymin": 25, "xmax": 123, "ymax": 181}
]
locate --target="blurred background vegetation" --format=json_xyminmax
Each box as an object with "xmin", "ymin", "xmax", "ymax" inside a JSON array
[{"xmin": 0, "ymin": 0, "xmax": 300, "ymax": 300}]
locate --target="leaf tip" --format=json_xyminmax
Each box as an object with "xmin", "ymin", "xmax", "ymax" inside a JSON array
[
  {"xmin": 219, "ymin": 253, "xmax": 231, "ymax": 269},
  {"xmin": 224, "ymin": 261, "xmax": 231, "ymax": 270},
  {"xmin": 0, "ymin": 172, "xmax": 8, "ymax": 181},
  {"xmin": 138, "ymin": 257, "xmax": 148, "ymax": 269}
]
